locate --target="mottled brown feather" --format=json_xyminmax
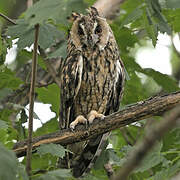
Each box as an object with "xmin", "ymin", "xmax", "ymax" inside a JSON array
[{"xmin": 58, "ymin": 6, "xmax": 125, "ymax": 177}]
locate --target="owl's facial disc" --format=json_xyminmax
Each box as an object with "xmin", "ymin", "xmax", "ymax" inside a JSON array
[
  {"xmin": 78, "ymin": 18, "xmax": 102, "ymax": 48},
  {"xmin": 71, "ymin": 13, "xmax": 109, "ymax": 50}
]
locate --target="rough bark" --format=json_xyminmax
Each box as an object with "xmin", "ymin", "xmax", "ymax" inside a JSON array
[{"xmin": 13, "ymin": 91, "xmax": 180, "ymax": 158}]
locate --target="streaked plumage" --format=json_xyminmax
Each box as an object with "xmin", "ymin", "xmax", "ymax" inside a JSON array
[{"xmin": 59, "ymin": 7, "xmax": 125, "ymax": 177}]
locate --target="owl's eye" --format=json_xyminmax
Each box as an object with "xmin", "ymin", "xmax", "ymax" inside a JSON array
[
  {"xmin": 78, "ymin": 26, "xmax": 84, "ymax": 35},
  {"xmin": 95, "ymin": 25, "xmax": 102, "ymax": 34}
]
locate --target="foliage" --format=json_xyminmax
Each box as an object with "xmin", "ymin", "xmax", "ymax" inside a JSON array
[
  {"xmin": 0, "ymin": 0, "xmax": 180, "ymax": 179},
  {"xmin": 36, "ymin": 143, "xmax": 68, "ymax": 158}
]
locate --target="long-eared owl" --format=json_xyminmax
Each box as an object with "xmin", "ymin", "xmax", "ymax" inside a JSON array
[{"xmin": 59, "ymin": 7, "xmax": 125, "ymax": 177}]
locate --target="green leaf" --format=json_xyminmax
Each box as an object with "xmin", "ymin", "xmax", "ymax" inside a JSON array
[
  {"xmin": 146, "ymin": 0, "xmax": 172, "ymax": 35},
  {"xmin": 37, "ymin": 55, "xmax": 47, "ymax": 70},
  {"xmin": 134, "ymin": 141, "xmax": 164, "ymax": 172},
  {"xmin": 120, "ymin": 7, "xmax": 143, "ymax": 28},
  {"xmin": 0, "ymin": 36, "xmax": 8, "ymax": 65},
  {"xmin": 123, "ymin": 55, "xmax": 179, "ymax": 93},
  {"xmin": 7, "ymin": 20, "xmax": 64, "ymax": 49},
  {"xmin": 35, "ymin": 169, "xmax": 72, "ymax": 180},
  {"xmin": 6, "ymin": 19, "xmax": 34, "ymax": 49},
  {"xmin": 39, "ymin": 24, "xmax": 64, "ymax": 49},
  {"xmin": 17, "ymin": 28, "xmax": 34, "ymax": 49},
  {"xmin": 107, "ymin": 148, "xmax": 121, "ymax": 165},
  {"xmin": 47, "ymin": 41, "xmax": 67, "ymax": 59},
  {"xmin": 6, "ymin": 19, "xmax": 31, "ymax": 37},
  {"xmin": 34, "ymin": 117, "xmax": 59, "ymax": 136},
  {"xmin": 121, "ymin": 0, "xmax": 142, "ymax": 14},
  {"xmin": 37, "ymin": 143, "xmax": 67, "ymax": 158},
  {"xmin": 33, "ymin": 111, "xmax": 40, "ymax": 120},
  {"xmin": 0, "ymin": 143, "xmax": 18, "ymax": 180},
  {"xmin": 110, "ymin": 129, "xmax": 127, "ymax": 152},
  {"xmin": 84, "ymin": 0, "xmax": 96, "ymax": 6},
  {"xmin": 23, "ymin": 153, "xmax": 56, "ymax": 172},
  {"xmin": 36, "ymin": 84, "xmax": 60, "ymax": 114},
  {"xmin": 164, "ymin": 9, "xmax": 180, "ymax": 32},
  {"xmin": 162, "ymin": 128, "xmax": 180, "ymax": 151},
  {"xmin": 122, "ymin": 56, "xmax": 149, "ymax": 104},
  {"xmin": 94, "ymin": 149, "xmax": 109, "ymax": 169},
  {"xmin": 0, "ymin": 88, "xmax": 12, "ymax": 101},
  {"xmin": 24, "ymin": 0, "xmax": 87, "ymax": 26},
  {"xmin": 166, "ymin": 0, "xmax": 180, "ymax": 9},
  {"xmin": 17, "ymin": 164, "xmax": 29, "ymax": 180},
  {"xmin": 143, "ymin": 68, "xmax": 179, "ymax": 92},
  {"xmin": 111, "ymin": 25, "xmax": 138, "ymax": 52},
  {"xmin": 48, "ymin": 169, "xmax": 72, "ymax": 178},
  {"xmin": 143, "ymin": 8, "xmax": 158, "ymax": 47},
  {"xmin": 147, "ymin": 159, "xmax": 180, "ymax": 180},
  {"xmin": 19, "ymin": 109, "xmax": 28, "ymax": 124},
  {"xmin": 0, "ymin": 120, "xmax": 8, "ymax": 130},
  {"xmin": 82, "ymin": 174, "xmax": 100, "ymax": 180},
  {"xmin": 0, "ymin": 68, "xmax": 22, "ymax": 90}
]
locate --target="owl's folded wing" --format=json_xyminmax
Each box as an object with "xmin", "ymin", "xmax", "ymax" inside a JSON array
[{"xmin": 59, "ymin": 52, "xmax": 83, "ymax": 129}]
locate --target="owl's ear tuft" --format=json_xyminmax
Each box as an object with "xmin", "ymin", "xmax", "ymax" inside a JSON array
[
  {"xmin": 87, "ymin": 6, "xmax": 99, "ymax": 17},
  {"xmin": 68, "ymin": 12, "xmax": 81, "ymax": 22}
]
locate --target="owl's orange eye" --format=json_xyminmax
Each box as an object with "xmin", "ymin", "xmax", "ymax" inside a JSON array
[
  {"xmin": 95, "ymin": 25, "xmax": 101, "ymax": 34},
  {"xmin": 78, "ymin": 26, "xmax": 84, "ymax": 35}
]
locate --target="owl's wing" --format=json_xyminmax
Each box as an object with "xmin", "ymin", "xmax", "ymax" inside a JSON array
[
  {"xmin": 111, "ymin": 59, "xmax": 125, "ymax": 112},
  {"xmin": 104, "ymin": 58, "xmax": 125, "ymax": 116},
  {"xmin": 59, "ymin": 52, "xmax": 83, "ymax": 129}
]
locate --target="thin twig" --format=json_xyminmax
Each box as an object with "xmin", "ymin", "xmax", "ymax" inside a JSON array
[
  {"xmin": 0, "ymin": 12, "xmax": 16, "ymax": 25},
  {"xmin": 113, "ymin": 105, "xmax": 180, "ymax": 180},
  {"xmin": 26, "ymin": 24, "xmax": 40, "ymax": 177},
  {"xmin": 13, "ymin": 91, "xmax": 180, "ymax": 157}
]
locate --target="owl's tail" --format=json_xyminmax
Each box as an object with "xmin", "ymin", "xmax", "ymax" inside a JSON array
[{"xmin": 72, "ymin": 132, "xmax": 110, "ymax": 178}]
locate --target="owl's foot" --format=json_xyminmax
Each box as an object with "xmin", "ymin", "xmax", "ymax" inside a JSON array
[
  {"xmin": 70, "ymin": 115, "xmax": 87, "ymax": 130},
  {"xmin": 69, "ymin": 110, "xmax": 105, "ymax": 130},
  {"xmin": 88, "ymin": 110, "xmax": 105, "ymax": 124}
]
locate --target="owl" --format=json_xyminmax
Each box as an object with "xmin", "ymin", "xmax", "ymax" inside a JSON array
[{"xmin": 58, "ymin": 7, "xmax": 125, "ymax": 177}]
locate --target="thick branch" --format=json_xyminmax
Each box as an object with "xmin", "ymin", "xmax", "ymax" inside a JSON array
[
  {"xmin": 94, "ymin": 0, "xmax": 126, "ymax": 18},
  {"xmin": 13, "ymin": 91, "xmax": 180, "ymax": 158}
]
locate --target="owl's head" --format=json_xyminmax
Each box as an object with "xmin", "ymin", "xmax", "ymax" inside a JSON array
[{"xmin": 70, "ymin": 7, "xmax": 110, "ymax": 50}]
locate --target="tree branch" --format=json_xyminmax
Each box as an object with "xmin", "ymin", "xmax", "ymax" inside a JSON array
[
  {"xmin": 13, "ymin": 91, "xmax": 180, "ymax": 158},
  {"xmin": 113, "ymin": 105, "xmax": 180, "ymax": 180},
  {"xmin": 0, "ymin": 12, "xmax": 16, "ymax": 25},
  {"xmin": 26, "ymin": 24, "xmax": 39, "ymax": 176},
  {"xmin": 27, "ymin": 0, "xmax": 33, "ymax": 8},
  {"xmin": 94, "ymin": 0, "xmax": 126, "ymax": 18}
]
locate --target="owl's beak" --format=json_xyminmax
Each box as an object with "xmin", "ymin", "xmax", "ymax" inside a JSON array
[{"xmin": 88, "ymin": 34, "xmax": 99, "ymax": 47}]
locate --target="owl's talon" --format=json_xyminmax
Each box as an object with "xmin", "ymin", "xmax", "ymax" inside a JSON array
[
  {"xmin": 70, "ymin": 115, "xmax": 87, "ymax": 130},
  {"xmin": 100, "ymin": 115, "xmax": 105, "ymax": 120},
  {"xmin": 88, "ymin": 110, "xmax": 105, "ymax": 124}
]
